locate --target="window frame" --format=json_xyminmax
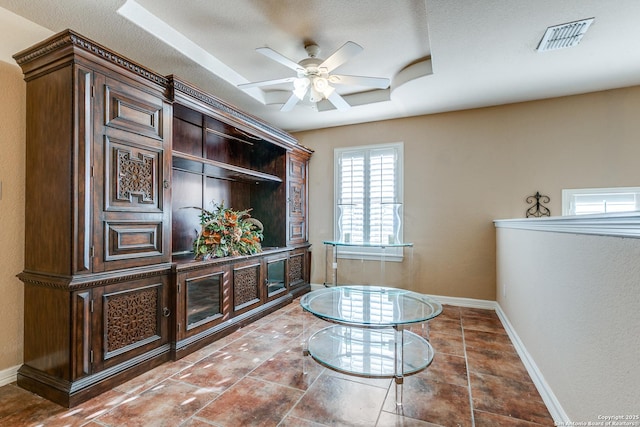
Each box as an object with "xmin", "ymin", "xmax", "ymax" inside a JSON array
[{"xmin": 333, "ymin": 142, "xmax": 404, "ymax": 261}]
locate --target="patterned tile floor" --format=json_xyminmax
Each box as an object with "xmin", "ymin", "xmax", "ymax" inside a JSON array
[{"xmin": 0, "ymin": 300, "xmax": 555, "ymax": 426}]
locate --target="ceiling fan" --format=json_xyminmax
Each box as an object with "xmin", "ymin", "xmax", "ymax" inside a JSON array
[{"xmin": 238, "ymin": 41, "xmax": 390, "ymax": 112}]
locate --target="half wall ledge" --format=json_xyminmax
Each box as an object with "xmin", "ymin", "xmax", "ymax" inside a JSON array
[{"xmin": 493, "ymin": 212, "xmax": 640, "ymax": 239}]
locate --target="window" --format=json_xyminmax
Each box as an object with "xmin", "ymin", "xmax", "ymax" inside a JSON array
[
  {"xmin": 562, "ymin": 187, "xmax": 640, "ymax": 215},
  {"xmin": 334, "ymin": 142, "xmax": 403, "ymax": 259}
]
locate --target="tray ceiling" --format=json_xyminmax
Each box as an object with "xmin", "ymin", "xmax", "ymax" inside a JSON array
[{"xmin": 2, "ymin": 0, "xmax": 640, "ymax": 132}]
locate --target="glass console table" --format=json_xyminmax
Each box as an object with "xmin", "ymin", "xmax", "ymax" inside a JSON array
[
  {"xmin": 300, "ymin": 285, "xmax": 442, "ymax": 407},
  {"xmin": 323, "ymin": 241, "xmax": 414, "ymax": 286}
]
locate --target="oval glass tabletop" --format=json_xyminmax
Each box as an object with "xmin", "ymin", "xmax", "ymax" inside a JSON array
[{"xmin": 300, "ymin": 285, "xmax": 443, "ymax": 327}]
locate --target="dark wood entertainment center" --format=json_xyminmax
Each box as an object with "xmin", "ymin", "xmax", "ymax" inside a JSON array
[{"xmin": 13, "ymin": 29, "xmax": 312, "ymax": 407}]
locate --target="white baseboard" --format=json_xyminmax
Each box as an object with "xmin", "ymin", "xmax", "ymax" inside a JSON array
[
  {"xmin": 425, "ymin": 294, "xmax": 497, "ymax": 310},
  {"xmin": 0, "ymin": 364, "xmax": 19, "ymax": 387},
  {"xmin": 495, "ymin": 304, "xmax": 569, "ymax": 424}
]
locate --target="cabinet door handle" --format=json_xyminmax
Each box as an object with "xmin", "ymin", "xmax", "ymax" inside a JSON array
[
  {"xmin": 163, "ymin": 180, "xmax": 170, "ymax": 189},
  {"xmin": 162, "ymin": 307, "xmax": 171, "ymax": 317}
]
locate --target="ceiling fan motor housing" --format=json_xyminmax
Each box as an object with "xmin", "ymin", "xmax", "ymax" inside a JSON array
[{"xmin": 304, "ymin": 43, "xmax": 321, "ymax": 58}]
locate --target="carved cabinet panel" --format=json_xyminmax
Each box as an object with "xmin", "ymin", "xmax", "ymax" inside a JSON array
[
  {"xmin": 288, "ymin": 247, "xmax": 308, "ymax": 290},
  {"xmin": 105, "ymin": 137, "xmax": 161, "ymax": 211},
  {"xmin": 91, "ymin": 275, "xmax": 170, "ymax": 372},
  {"xmin": 232, "ymin": 260, "xmax": 263, "ymax": 315}
]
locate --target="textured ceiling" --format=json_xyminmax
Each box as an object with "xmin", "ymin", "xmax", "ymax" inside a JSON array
[{"xmin": 2, "ymin": 0, "xmax": 640, "ymax": 132}]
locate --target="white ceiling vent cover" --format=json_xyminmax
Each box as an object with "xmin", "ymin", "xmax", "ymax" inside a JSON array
[{"xmin": 537, "ymin": 18, "xmax": 594, "ymax": 52}]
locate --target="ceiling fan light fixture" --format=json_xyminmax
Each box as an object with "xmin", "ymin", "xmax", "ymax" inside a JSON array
[
  {"xmin": 313, "ymin": 76, "xmax": 329, "ymax": 93},
  {"xmin": 321, "ymin": 84, "xmax": 335, "ymax": 99},
  {"xmin": 293, "ymin": 77, "xmax": 310, "ymax": 99},
  {"xmin": 309, "ymin": 86, "xmax": 323, "ymax": 103}
]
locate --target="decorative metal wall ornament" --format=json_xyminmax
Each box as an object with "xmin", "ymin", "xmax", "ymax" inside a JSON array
[{"xmin": 526, "ymin": 191, "xmax": 551, "ymax": 217}]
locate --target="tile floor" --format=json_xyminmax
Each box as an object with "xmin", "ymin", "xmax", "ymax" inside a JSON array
[{"xmin": 0, "ymin": 300, "xmax": 555, "ymax": 426}]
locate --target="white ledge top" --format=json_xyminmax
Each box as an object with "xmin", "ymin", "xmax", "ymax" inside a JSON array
[{"xmin": 494, "ymin": 212, "xmax": 640, "ymax": 239}]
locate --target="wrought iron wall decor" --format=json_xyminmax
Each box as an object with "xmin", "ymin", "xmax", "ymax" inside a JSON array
[{"xmin": 526, "ymin": 191, "xmax": 551, "ymax": 217}]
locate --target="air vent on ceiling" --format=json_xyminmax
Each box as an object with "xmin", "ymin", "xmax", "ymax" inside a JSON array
[{"xmin": 537, "ymin": 18, "xmax": 594, "ymax": 52}]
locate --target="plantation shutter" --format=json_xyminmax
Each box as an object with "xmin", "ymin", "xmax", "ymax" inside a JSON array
[
  {"xmin": 337, "ymin": 145, "xmax": 400, "ymax": 245},
  {"xmin": 573, "ymin": 192, "xmax": 637, "ymax": 215},
  {"xmin": 562, "ymin": 187, "xmax": 640, "ymax": 215},
  {"xmin": 338, "ymin": 151, "xmax": 365, "ymax": 243}
]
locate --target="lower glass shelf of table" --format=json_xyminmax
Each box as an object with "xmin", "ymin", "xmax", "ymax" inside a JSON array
[{"xmin": 307, "ymin": 325, "xmax": 434, "ymax": 378}]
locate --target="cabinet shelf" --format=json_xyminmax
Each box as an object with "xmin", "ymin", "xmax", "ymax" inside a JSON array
[{"xmin": 172, "ymin": 151, "xmax": 282, "ymax": 183}]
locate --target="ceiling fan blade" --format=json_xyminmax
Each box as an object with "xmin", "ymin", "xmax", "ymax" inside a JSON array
[
  {"xmin": 329, "ymin": 74, "xmax": 390, "ymax": 89},
  {"xmin": 238, "ymin": 76, "xmax": 296, "ymax": 89},
  {"xmin": 256, "ymin": 47, "xmax": 303, "ymax": 72},
  {"xmin": 319, "ymin": 41, "xmax": 363, "ymax": 72},
  {"xmin": 326, "ymin": 91, "xmax": 351, "ymax": 112},
  {"xmin": 280, "ymin": 92, "xmax": 301, "ymax": 112}
]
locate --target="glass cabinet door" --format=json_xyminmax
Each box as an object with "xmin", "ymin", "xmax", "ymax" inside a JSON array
[
  {"xmin": 186, "ymin": 272, "xmax": 223, "ymax": 328},
  {"xmin": 266, "ymin": 258, "xmax": 286, "ymax": 297}
]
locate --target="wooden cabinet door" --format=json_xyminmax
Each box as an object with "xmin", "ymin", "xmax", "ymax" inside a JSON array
[
  {"xmin": 288, "ymin": 247, "xmax": 309, "ymax": 289},
  {"xmin": 264, "ymin": 253, "xmax": 288, "ymax": 301},
  {"xmin": 92, "ymin": 73, "xmax": 171, "ymax": 272},
  {"xmin": 286, "ymin": 151, "xmax": 309, "ymax": 245},
  {"xmin": 91, "ymin": 274, "xmax": 170, "ymax": 372}
]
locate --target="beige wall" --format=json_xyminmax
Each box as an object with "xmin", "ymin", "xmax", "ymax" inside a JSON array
[
  {"xmin": 295, "ymin": 85, "xmax": 640, "ymax": 300},
  {"xmin": 496, "ymin": 226, "xmax": 640, "ymax": 420},
  {"xmin": 0, "ymin": 61, "xmax": 25, "ymax": 373}
]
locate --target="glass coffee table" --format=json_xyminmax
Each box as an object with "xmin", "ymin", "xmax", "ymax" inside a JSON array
[{"xmin": 300, "ymin": 285, "xmax": 442, "ymax": 407}]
